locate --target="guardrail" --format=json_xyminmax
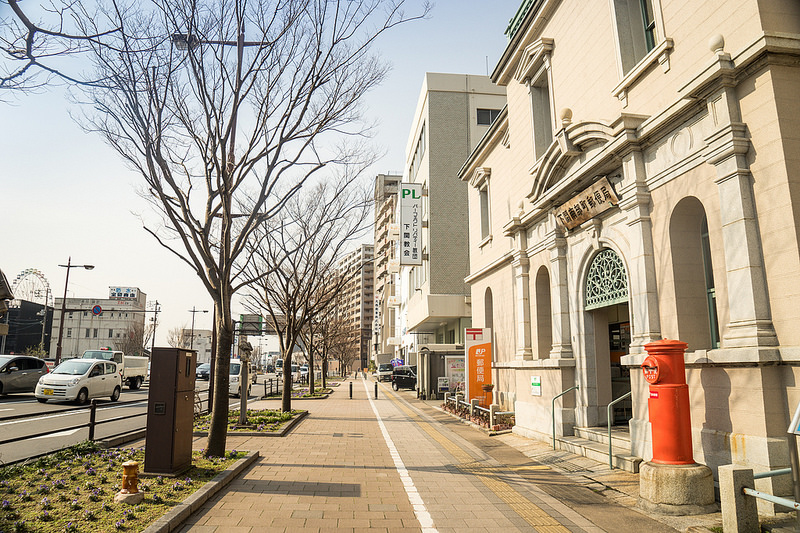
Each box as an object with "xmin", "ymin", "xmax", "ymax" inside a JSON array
[
  {"xmin": 720, "ymin": 464, "xmax": 800, "ymax": 531},
  {"xmin": 0, "ymin": 399, "xmax": 147, "ymax": 466},
  {"xmin": 552, "ymin": 385, "xmax": 579, "ymax": 450},
  {"xmin": 607, "ymin": 391, "xmax": 632, "ymax": 469}
]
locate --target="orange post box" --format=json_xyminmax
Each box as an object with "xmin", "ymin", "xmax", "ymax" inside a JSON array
[{"xmin": 642, "ymin": 339, "xmax": 694, "ymax": 465}]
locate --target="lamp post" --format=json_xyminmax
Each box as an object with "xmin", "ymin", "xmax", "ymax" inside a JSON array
[
  {"xmin": 149, "ymin": 300, "xmax": 160, "ymax": 356},
  {"xmin": 188, "ymin": 306, "xmax": 209, "ymax": 350},
  {"xmin": 55, "ymin": 258, "xmax": 94, "ymax": 364}
]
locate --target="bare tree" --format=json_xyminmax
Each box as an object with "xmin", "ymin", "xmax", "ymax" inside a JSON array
[
  {"xmin": 114, "ymin": 322, "xmax": 150, "ymax": 356},
  {"xmin": 47, "ymin": 0, "xmax": 428, "ymax": 457},
  {"xmin": 167, "ymin": 325, "xmax": 190, "ymax": 348},
  {"xmin": 244, "ymin": 176, "xmax": 372, "ymax": 413}
]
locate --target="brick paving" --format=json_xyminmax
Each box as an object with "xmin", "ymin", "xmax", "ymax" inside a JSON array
[{"xmin": 175, "ymin": 378, "xmax": 712, "ymax": 532}]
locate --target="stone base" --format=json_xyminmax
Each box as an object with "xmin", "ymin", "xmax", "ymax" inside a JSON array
[
  {"xmin": 114, "ymin": 491, "xmax": 145, "ymax": 505},
  {"xmin": 638, "ymin": 462, "xmax": 718, "ymax": 516}
]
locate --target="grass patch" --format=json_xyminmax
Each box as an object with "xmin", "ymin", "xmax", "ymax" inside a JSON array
[
  {"xmin": 0, "ymin": 441, "xmax": 243, "ymax": 533},
  {"xmin": 193, "ymin": 409, "xmax": 301, "ymax": 432}
]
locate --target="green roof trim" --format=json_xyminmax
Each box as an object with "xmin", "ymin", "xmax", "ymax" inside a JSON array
[{"xmin": 504, "ymin": 0, "xmax": 537, "ymax": 40}]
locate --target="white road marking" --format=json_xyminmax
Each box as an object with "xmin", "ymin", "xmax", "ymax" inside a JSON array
[
  {"xmin": 362, "ymin": 378, "xmax": 438, "ymax": 533},
  {"xmin": 32, "ymin": 428, "xmax": 82, "ymax": 439}
]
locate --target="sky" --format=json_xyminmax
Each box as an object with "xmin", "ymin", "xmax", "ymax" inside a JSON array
[{"xmin": 1, "ymin": 0, "xmax": 521, "ymax": 346}]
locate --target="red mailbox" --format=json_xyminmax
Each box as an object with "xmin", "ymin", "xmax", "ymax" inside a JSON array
[{"xmin": 642, "ymin": 339, "xmax": 694, "ymax": 465}]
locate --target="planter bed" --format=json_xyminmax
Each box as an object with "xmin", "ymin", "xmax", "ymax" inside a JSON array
[{"xmin": 192, "ymin": 409, "xmax": 307, "ymax": 437}]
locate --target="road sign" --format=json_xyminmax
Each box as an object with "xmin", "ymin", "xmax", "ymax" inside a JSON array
[{"xmin": 92, "ymin": 305, "xmax": 102, "ymax": 315}]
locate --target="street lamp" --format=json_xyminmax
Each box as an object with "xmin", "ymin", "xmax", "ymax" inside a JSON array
[
  {"xmin": 188, "ymin": 306, "xmax": 209, "ymax": 350},
  {"xmin": 55, "ymin": 258, "xmax": 94, "ymax": 364}
]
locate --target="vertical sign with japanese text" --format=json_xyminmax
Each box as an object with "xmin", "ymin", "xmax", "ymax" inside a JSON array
[
  {"xmin": 465, "ymin": 328, "xmax": 492, "ymax": 402},
  {"xmin": 398, "ymin": 183, "xmax": 422, "ymax": 265}
]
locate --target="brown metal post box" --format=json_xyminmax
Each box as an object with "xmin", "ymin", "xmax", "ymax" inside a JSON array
[{"xmin": 145, "ymin": 347, "xmax": 197, "ymax": 474}]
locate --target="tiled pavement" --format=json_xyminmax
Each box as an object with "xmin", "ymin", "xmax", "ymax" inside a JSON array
[{"xmin": 175, "ymin": 377, "xmax": 725, "ymax": 532}]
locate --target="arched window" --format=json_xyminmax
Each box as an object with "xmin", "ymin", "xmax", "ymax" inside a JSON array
[
  {"xmin": 585, "ymin": 249, "xmax": 629, "ymax": 310},
  {"xmin": 669, "ymin": 198, "xmax": 720, "ymax": 350}
]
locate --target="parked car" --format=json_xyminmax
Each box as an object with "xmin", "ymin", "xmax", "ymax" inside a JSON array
[
  {"xmin": 196, "ymin": 362, "xmax": 211, "ymax": 380},
  {"xmin": 291, "ymin": 364, "xmax": 301, "ymax": 383},
  {"xmin": 35, "ymin": 359, "xmax": 121, "ymax": 404},
  {"xmin": 0, "ymin": 355, "xmax": 48, "ymax": 395},
  {"xmin": 299, "ymin": 364, "xmax": 309, "ymax": 383},
  {"xmin": 375, "ymin": 363, "xmax": 393, "ymax": 382},
  {"xmin": 391, "ymin": 365, "xmax": 417, "ymax": 391},
  {"xmin": 228, "ymin": 360, "xmax": 251, "ymax": 398}
]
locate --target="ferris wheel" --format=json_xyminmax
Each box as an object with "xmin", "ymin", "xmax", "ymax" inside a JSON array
[{"xmin": 11, "ymin": 268, "xmax": 53, "ymax": 307}]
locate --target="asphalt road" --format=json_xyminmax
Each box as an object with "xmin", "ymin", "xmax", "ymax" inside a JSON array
[{"xmin": 0, "ymin": 375, "xmax": 276, "ymax": 466}]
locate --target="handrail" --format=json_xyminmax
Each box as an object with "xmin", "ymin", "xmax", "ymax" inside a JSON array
[
  {"xmin": 552, "ymin": 385, "xmax": 579, "ymax": 450},
  {"xmin": 607, "ymin": 391, "xmax": 632, "ymax": 469},
  {"xmin": 474, "ymin": 405, "xmax": 490, "ymax": 414},
  {"xmin": 753, "ymin": 468, "xmax": 792, "ymax": 480}
]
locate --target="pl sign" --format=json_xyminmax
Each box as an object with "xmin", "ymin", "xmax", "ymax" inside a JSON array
[{"xmin": 398, "ymin": 183, "xmax": 422, "ymax": 265}]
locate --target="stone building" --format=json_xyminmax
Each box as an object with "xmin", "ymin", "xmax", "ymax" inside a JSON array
[{"xmin": 459, "ymin": 0, "xmax": 800, "ymax": 508}]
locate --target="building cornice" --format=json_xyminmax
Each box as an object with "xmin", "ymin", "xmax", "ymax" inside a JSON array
[{"xmin": 464, "ymin": 252, "xmax": 514, "ymax": 284}]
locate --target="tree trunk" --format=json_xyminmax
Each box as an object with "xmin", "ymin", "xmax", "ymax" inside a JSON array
[
  {"xmin": 308, "ymin": 348, "xmax": 315, "ymax": 396},
  {"xmin": 281, "ymin": 349, "xmax": 293, "ymax": 413},
  {"xmin": 238, "ymin": 355, "xmax": 248, "ymax": 425},
  {"xmin": 206, "ymin": 311, "xmax": 233, "ymax": 457},
  {"xmin": 322, "ymin": 355, "xmax": 327, "ymax": 389}
]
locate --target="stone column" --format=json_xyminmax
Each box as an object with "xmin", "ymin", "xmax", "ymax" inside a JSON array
[
  {"xmin": 703, "ymin": 87, "xmax": 777, "ymax": 348},
  {"xmin": 548, "ymin": 227, "xmax": 573, "ymax": 359},
  {"xmin": 511, "ymin": 226, "xmax": 533, "ymax": 360},
  {"xmin": 618, "ymin": 150, "xmax": 662, "ymax": 354}
]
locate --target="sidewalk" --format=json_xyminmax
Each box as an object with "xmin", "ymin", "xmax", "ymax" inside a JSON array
[{"xmin": 167, "ymin": 377, "xmax": 782, "ymax": 532}]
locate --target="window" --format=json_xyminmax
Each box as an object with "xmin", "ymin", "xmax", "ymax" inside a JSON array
[
  {"xmin": 68, "ymin": 312, "xmax": 73, "ymax": 319},
  {"xmin": 66, "ymin": 328, "xmax": 72, "ymax": 338},
  {"xmin": 408, "ymin": 123, "xmax": 426, "ymax": 179},
  {"xmin": 108, "ymin": 329, "xmax": 114, "ymax": 338},
  {"xmin": 477, "ymin": 108, "xmax": 501, "ymax": 126},
  {"xmin": 85, "ymin": 328, "xmax": 90, "ymax": 338},
  {"xmin": 530, "ymin": 69, "xmax": 553, "ymax": 159},
  {"xmin": 480, "ymin": 187, "xmax": 491, "ymax": 240},
  {"xmin": 613, "ymin": 0, "xmax": 658, "ymax": 73},
  {"xmin": 93, "ymin": 328, "xmax": 98, "ymax": 338},
  {"xmin": 701, "ymin": 218, "xmax": 721, "ymax": 348}
]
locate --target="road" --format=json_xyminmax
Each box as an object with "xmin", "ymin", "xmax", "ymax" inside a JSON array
[{"xmin": 0, "ymin": 374, "xmax": 280, "ymax": 465}]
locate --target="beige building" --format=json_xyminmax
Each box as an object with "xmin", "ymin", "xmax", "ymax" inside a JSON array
[
  {"xmin": 182, "ymin": 328, "xmax": 213, "ymax": 364},
  {"xmin": 459, "ymin": 0, "xmax": 800, "ymax": 508},
  {"xmin": 336, "ymin": 244, "xmax": 374, "ymax": 371},
  {"xmin": 50, "ymin": 286, "xmax": 147, "ymax": 359},
  {"xmin": 399, "ymin": 73, "xmax": 506, "ymax": 395}
]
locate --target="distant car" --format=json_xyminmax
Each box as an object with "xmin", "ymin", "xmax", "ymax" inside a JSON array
[
  {"xmin": 299, "ymin": 364, "xmax": 309, "ymax": 382},
  {"xmin": 291, "ymin": 364, "xmax": 300, "ymax": 383},
  {"xmin": 196, "ymin": 363, "xmax": 211, "ymax": 380},
  {"xmin": 228, "ymin": 360, "xmax": 251, "ymax": 398},
  {"xmin": 375, "ymin": 363, "xmax": 393, "ymax": 382},
  {"xmin": 391, "ymin": 365, "xmax": 417, "ymax": 391},
  {"xmin": 35, "ymin": 359, "xmax": 121, "ymax": 404},
  {"xmin": 0, "ymin": 355, "xmax": 49, "ymax": 395}
]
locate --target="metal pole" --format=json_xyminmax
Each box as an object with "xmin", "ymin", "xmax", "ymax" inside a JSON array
[
  {"xmin": 788, "ymin": 433, "xmax": 800, "ymax": 528},
  {"xmin": 55, "ymin": 257, "xmax": 72, "ymax": 365},
  {"xmin": 88, "ymin": 399, "xmax": 97, "ymax": 441},
  {"xmin": 375, "ymin": 381, "xmax": 378, "ymax": 399},
  {"xmin": 349, "ymin": 381, "xmax": 353, "ymax": 399},
  {"xmin": 150, "ymin": 300, "xmax": 159, "ymax": 356},
  {"xmin": 190, "ymin": 306, "xmax": 196, "ymax": 350}
]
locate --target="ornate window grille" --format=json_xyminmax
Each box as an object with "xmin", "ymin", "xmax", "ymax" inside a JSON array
[{"xmin": 585, "ymin": 249, "xmax": 629, "ymax": 310}]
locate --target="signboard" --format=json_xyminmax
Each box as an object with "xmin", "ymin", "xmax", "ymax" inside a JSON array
[
  {"xmin": 531, "ymin": 376, "xmax": 542, "ymax": 396},
  {"xmin": 398, "ymin": 183, "xmax": 422, "ymax": 265},
  {"xmin": 465, "ymin": 328, "xmax": 491, "ymax": 402},
  {"xmin": 554, "ymin": 176, "xmax": 620, "ymax": 230},
  {"xmin": 445, "ymin": 356, "xmax": 465, "ymax": 392},
  {"xmin": 239, "ymin": 314, "xmax": 262, "ymax": 335},
  {"xmin": 437, "ymin": 377, "xmax": 450, "ymax": 393},
  {"xmin": 109, "ymin": 287, "xmax": 138, "ymax": 300}
]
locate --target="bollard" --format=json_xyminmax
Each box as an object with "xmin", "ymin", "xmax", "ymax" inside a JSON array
[
  {"xmin": 490, "ymin": 403, "xmax": 499, "ymax": 428},
  {"xmin": 349, "ymin": 381, "xmax": 353, "ymax": 399},
  {"xmin": 374, "ymin": 381, "xmax": 378, "ymax": 399},
  {"xmin": 470, "ymin": 398, "xmax": 479, "ymax": 417},
  {"xmin": 88, "ymin": 399, "xmax": 98, "ymax": 441}
]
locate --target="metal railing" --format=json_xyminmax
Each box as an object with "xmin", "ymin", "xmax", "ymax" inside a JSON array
[
  {"xmin": 0, "ymin": 399, "xmax": 147, "ymax": 466},
  {"xmin": 607, "ymin": 391, "xmax": 632, "ymax": 469},
  {"xmin": 552, "ymin": 385, "xmax": 579, "ymax": 450}
]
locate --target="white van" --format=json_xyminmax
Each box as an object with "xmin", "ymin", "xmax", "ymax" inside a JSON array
[{"xmin": 228, "ymin": 359, "xmax": 251, "ymax": 398}]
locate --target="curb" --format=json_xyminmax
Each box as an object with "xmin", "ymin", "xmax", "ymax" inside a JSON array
[
  {"xmin": 192, "ymin": 410, "xmax": 308, "ymax": 437},
  {"xmin": 142, "ymin": 450, "xmax": 259, "ymax": 533},
  {"xmin": 97, "ymin": 429, "xmax": 147, "ymax": 448}
]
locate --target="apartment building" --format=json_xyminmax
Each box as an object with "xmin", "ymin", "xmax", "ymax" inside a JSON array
[
  {"xmin": 50, "ymin": 286, "xmax": 147, "ymax": 359},
  {"xmin": 460, "ymin": 0, "xmax": 800, "ymax": 509},
  {"xmin": 336, "ymin": 244, "xmax": 374, "ymax": 371},
  {"xmin": 372, "ymin": 172, "xmax": 402, "ymax": 362},
  {"xmin": 399, "ymin": 73, "xmax": 506, "ymax": 397}
]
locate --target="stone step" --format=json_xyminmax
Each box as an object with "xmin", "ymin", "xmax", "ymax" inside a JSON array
[
  {"xmin": 574, "ymin": 425, "xmax": 633, "ymax": 449},
  {"xmin": 556, "ymin": 435, "xmax": 643, "ymax": 473}
]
